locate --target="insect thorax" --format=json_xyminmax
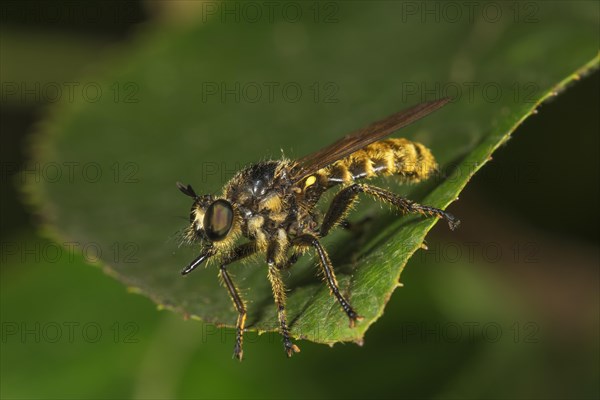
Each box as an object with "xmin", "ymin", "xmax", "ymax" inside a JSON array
[{"xmin": 223, "ymin": 160, "xmax": 312, "ymax": 240}]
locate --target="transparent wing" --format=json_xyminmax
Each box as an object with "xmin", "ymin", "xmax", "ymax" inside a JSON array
[{"xmin": 291, "ymin": 98, "xmax": 450, "ymax": 183}]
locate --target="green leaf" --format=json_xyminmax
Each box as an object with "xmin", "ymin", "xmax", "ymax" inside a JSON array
[{"xmin": 23, "ymin": 3, "xmax": 598, "ymax": 346}]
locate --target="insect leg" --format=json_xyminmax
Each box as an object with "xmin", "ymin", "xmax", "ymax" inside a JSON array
[
  {"xmin": 217, "ymin": 242, "xmax": 257, "ymax": 361},
  {"xmin": 278, "ymin": 251, "xmax": 300, "ymax": 270},
  {"xmin": 320, "ymin": 183, "xmax": 459, "ymax": 237},
  {"xmin": 319, "ymin": 185, "xmax": 362, "ymax": 237},
  {"xmin": 339, "ymin": 215, "xmax": 374, "ymax": 234},
  {"xmin": 266, "ymin": 228, "xmax": 299, "ymax": 270},
  {"xmin": 294, "ymin": 234, "xmax": 362, "ymax": 327},
  {"xmin": 267, "ymin": 263, "xmax": 301, "ymax": 357}
]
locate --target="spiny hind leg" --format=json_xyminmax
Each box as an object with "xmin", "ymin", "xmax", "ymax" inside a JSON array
[
  {"xmin": 320, "ymin": 183, "xmax": 459, "ymax": 237},
  {"xmin": 267, "ymin": 264, "xmax": 300, "ymax": 357},
  {"xmin": 357, "ymin": 184, "xmax": 460, "ymax": 229},
  {"xmin": 293, "ymin": 234, "xmax": 362, "ymax": 327}
]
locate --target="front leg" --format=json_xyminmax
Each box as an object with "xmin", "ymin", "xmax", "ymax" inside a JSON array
[
  {"xmin": 218, "ymin": 243, "xmax": 257, "ymax": 361},
  {"xmin": 182, "ymin": 243, "xmax": 256, "ymax": 361},
  {"xmin": 219, "ymin": 265, "xmax": 248, "ymax": 361}
]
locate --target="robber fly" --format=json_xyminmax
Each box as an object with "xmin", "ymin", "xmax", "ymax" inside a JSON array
[{"xmin": 177, "ymin": 98, "xmax": 459, "ymax": 360}]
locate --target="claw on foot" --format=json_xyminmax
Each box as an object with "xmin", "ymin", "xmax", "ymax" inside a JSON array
[
  {"xmin": 349, "ymin": 314, "xmax": 364, "ymax": 328},
  {"xmin": 233, "ymin": 346, "xmax": 244, "ymax": 362},
  {"xmin": 447, "ymin": 216, "xmax": 461, "ymax": 231},
  {"xmin": 285, "ymin": 343, "xmax": 301, "ymax": 357}
]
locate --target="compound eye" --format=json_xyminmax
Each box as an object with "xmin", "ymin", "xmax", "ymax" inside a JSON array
[{"xmin": 204, "ymin": 200, "xmax": 234, "ymax": 241}]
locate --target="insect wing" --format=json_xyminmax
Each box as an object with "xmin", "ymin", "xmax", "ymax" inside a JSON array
[{"xmin": 291, "ymin": 98, "xmax": 450, "ymax": 182}]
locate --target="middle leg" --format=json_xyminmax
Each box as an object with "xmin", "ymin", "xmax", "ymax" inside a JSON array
[
  {"xmin": 267, "ymin": 264, "xmax": 301, "ymax": 357},
  {"xmin": 294, "ymin": 234, "xmax": 362, "ymax": 327}
]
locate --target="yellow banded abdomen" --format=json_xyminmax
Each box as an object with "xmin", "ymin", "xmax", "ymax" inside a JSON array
[{"xmin": 320, "ymin": 138, "xmax": 438, "ymax": 185}]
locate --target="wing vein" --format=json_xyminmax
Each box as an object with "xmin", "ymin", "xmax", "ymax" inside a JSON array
[{"xmin": 291, "ymin": 98, "xmax": 451, "ymax": 183}]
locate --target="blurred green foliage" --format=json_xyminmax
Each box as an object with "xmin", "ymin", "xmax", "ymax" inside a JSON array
[{"xmin": 20, "ymin": 1, "xmax": 599, "ymax": 344}]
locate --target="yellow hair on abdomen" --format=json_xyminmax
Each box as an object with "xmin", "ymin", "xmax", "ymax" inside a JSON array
[{"xmin": 322, "ymin": 138, "xmax": 438, "ymax": 184}]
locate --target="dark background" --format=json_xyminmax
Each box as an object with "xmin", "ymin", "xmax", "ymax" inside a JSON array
[{"xmin": 1, "ymin": 1, "xmax": 598, "ymax": 399}]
